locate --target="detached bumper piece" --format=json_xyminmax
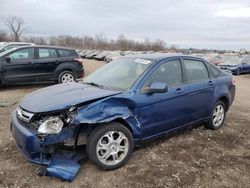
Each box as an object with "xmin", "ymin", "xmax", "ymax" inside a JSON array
[{"xmin": 36, "ymin": 150, "xmax": 87, "ymax": 182}]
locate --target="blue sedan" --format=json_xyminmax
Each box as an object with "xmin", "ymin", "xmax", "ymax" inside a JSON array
[
  {"xmin": 219, "ymin": 56, "xmax": 250, "ymax": 75},
  {"xmin": 10, "ymin": 54, "xmax": 235, "ymax": 181}
]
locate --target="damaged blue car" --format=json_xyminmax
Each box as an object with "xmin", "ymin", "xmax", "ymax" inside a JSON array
[{"xmin": 10, "ymin": 54, "xmax": 235, "ymax": 181}]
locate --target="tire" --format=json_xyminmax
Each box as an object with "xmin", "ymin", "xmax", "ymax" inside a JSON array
[
  {"xmin": 205, "ymin": 101, "xmax": 226, "ymax": 130},
  {"xmin": 58, "ymin": 71, "xmax": 75, "ymax": 83},
  {"xmin": 87, "ymin": 122, "xmax": 134, "ymax": 170}
]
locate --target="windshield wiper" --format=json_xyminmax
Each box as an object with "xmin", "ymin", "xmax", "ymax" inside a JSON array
[{"xmin": 83, "ymin": 82, "xmax": 104, "ymax": 88}]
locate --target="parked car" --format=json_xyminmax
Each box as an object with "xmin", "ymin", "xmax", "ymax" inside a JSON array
[
  {"xmin": 10, "ymin": 54, "xmax": 235, "ymax": 181},
  {"xmin": 105, "ymin": 51, "xmax": 122, "ymax": 62},
  {"xmin": 218, "ymin": 56, "xmax": 250, "ymax": 75},
  {"xmin": 202, "ymin": 55, "xmax": 223, "ymax": 65},
  {"xmin": 79, "ymin": 50, "xmax": 91, "ymax": 58},
  {"xmin": 0, "ymin": 42, "xmax": 35, "ymax": 53},
  {"xmin": 95, "ymin": 51, "xmax": 111, "ymax": 61},
  {"xmin": 0, "ymin": 45, "xmax": 84, "ymax": 85},
  {"xmin": 85, "ymin": 51, "xmax": 101, "ymax": 59}
]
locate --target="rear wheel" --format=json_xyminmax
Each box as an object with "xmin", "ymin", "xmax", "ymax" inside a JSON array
[
  {"xmin": 58, "ymin": 71, "xmax": 75, "ymax": 83},
  {"xmin": 87, "ymin": 122, "xmax": 134, "ymax": 170},
  {"xmin": 205, "ymin": 101, "xmax": 226, "ymax": 130}
]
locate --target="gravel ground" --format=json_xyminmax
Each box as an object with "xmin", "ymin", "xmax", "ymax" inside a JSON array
[{"xmin": 0, "ymin": 59, "xmax": 249, "ymax": 188}]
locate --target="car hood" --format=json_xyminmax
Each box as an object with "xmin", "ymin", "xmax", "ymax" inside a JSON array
[{"xmin": 20, "ymin": 82, "xmax": 122, "ymax": 113}]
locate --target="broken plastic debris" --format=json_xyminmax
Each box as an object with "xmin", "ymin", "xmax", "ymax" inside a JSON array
[{"xmin": 39, "ymin": 150, "xmax": 87, "ymax": 182}]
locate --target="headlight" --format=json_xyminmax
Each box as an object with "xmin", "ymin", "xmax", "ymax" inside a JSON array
[{"xmin": 38, "ymin": 116, "xmax": 64, "ymax": 134}]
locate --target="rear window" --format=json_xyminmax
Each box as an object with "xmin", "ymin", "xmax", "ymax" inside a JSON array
[
  {"xmin": 58, "ymin": 49, "xmax": 76, "ymax": 57},
  {"xmin": 207, "ymin": 63, "xmax": 221, "ymax": 78},
  {"xmin": 38, "ymin": 48, "xmax": 57, "ymax": 58}
]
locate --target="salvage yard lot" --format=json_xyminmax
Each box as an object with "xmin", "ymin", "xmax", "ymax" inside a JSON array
[{"xmin": 0, "ymin": 59, "xmax": 249, "ymax": 187}]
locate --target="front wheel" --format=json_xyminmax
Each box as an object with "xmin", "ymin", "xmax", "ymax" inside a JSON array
[
  {"xmin": 58, "ymin": 71, "xmax": 75, "ymax": 83},
  {"xmin": 205, "ymin": 101, "xmax": 226, "ymax": 130},
  {"xmin": 87, "ymin": 122, "xmax": 134, "ymax": 170}
]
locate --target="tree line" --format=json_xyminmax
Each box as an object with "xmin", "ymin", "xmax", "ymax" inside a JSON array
[{"xmin": 0, "ymin": 16, "xmax": 166, "ymax": 51}]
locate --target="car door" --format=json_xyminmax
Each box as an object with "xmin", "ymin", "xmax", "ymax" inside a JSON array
[
  {"xmin": 1, "ymin": 47, "xmax": 36, "ymax": 82},
  {"xmin": 34, "ymin": 47, "xmax": 59, "ymax": 81},
  {"xmin": 136, "ymin": 58, "xmax": 191, "ymax": 139},
  {"xmin": 181, "ymin": 58, "xmax": 214, "ymax": 122}
]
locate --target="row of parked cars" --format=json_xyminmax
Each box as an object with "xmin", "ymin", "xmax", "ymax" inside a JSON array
[
  {"xmin": 77, "ymin": 50, "xmax": 155, "ymax": 63},
  {"xmin": 0, "ymin": 41, "xmax": 249, "ymax": 87},
  {"xmin": 77, "ymin": 49, "xmax": 250, "ymax": 76}
]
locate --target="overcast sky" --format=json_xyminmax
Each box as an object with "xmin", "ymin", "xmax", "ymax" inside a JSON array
[{"xmin": 0, "ymin": 0, "xmax": 250, "ymax": 50}]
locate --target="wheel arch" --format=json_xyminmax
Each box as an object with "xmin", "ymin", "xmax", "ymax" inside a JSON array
[{"xmin": 218, "ymin": 95, "xmax": 229, "ymax": 111}]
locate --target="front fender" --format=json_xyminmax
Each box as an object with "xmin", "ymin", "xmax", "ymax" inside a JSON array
[{"xmin": 72, "ymin": 97, "xmax": 142, "ymax": 140}]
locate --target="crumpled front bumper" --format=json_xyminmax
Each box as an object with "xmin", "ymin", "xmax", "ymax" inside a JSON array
[
  {"xmin": 10, "ymin": 111, "xmax": 49, "ymax": 164},
  {"xmin": 10, "ymin": 111, "xmax": 85, "ymax": 181}
]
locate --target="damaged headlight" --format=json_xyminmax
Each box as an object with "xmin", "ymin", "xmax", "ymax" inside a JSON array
[{"xmin": 38, "ymin": 116, "xmax": 64, "ymax": 134}]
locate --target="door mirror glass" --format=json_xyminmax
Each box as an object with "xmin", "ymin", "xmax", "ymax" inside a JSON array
[
  {"xmin": 5, "ymin": 56, "xmax": 11, "ymax": 63},
  {"xmin": 141, "ymin": 82, "xmax": 168, "ymax": 94}
]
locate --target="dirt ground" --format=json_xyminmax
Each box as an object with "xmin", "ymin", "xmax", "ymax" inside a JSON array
[{"xmin": 0, "ymin": 59, "xmax": 249, "ymax": 188}]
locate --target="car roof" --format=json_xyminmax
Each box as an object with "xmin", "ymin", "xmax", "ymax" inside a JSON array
[
  {"xmin": 4, "ymin": 42, "xmax": 34, "ymax": 45},
  {"xmin": 8, "ymin": 45, "xmax": 75, "ymax": 51},
  {"xmin": 123, "ymin": 53, "xmax": 205, "ymax": 61}
]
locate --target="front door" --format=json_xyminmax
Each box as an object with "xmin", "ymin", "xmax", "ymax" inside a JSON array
[
  {"xmin": 136, "ymin": 59, "xmax": 190, "ymax": 139},
  {"xmin": 2, "ymin": 48, "xmax": 36, "ymax": 83}
]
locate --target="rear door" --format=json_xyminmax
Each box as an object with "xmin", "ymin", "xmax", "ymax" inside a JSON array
[
  {"xmin": 34, "ymin": 47, "xmax": 59, "ymax": 81},
  {"xmin": 2, "ymin": 47, "xmax": 36, "ymax": 82},
  {"xmin": 181, "ymin": 58, "xmax": 215, "ymax": 121}
]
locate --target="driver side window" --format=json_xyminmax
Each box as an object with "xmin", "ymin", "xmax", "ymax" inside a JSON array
[
  {"xmin": 143, "ymin": 59, "xmax": 182, "ymax": 87},
  {"xmin": 9, "ymin": 48, "xmax": 34, "ymax": 60}
]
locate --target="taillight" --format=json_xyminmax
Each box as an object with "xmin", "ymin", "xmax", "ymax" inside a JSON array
[
  {"xmin": 232, "ymin": 76, "xmax": 236, "ymax": 86},
  {"xmin": 74, "ymin": 58, "xmax": 83, "ymax": 64}
]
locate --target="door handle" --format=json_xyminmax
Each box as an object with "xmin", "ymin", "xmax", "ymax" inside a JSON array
[
  {"xmin": 175, "ymin": 88, "xmax": 183, "ymax": 94},
  {"xmin": 208, "ymin": 80, "xmax": 214, "ymax": 86}
]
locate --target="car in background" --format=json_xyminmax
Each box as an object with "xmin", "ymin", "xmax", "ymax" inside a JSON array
[
  {"xmin": 85, "ymin": 51, "xmax": 101, "ymax": 59},
  {"xmin": 0, "ymin": 45, "xmax": 84, "ymax": 85},
  {"xmin": 10, "ymin": 54, "xmax": 235, "ymax": 180},
  {"xmin": 0, "ymin": 42, "xmax": 35, "ymax": 53},
  {"xmin": 218, "ymin": 56, "xmax": 250, "ymax": 75},
  {"xmin": 95, "ymin": 51, "xmax": 111, "ymax": 61},
  {"xmin": 201, "ymin": 55, "xmax": 223, "ymax": 66},
  {"xmin": 79, "ymin": 50, "xmax": 91, "ymax": 58},
  {"xmin": 105, "ymin": 51, "xmax": 122, "ymax": 63}
]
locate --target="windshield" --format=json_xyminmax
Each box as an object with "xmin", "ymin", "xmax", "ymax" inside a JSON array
[
  {"xmin": 0, "ymin": 48, "xmax": 17, "ymax": 57},
  {"xmin": 83, "ymin": 58, "xmax": 152, "ymax": 90},
  {"xmin": 0, "ymin": 42, "xmax": 6, "ymax": 48}
]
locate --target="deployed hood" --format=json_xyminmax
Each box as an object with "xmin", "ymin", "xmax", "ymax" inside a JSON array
[{"xmin": 20, "ymin": 82, "xmax": 121, "ymax": 113}]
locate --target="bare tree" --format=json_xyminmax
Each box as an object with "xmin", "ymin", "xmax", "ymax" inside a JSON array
[
  {"xmin": 0, "ymin": 30, "xmax": 10, "ymax": 42},
  {"xmin": 2, "ymin": 16, "xmax": 27, "ymax": 42}
]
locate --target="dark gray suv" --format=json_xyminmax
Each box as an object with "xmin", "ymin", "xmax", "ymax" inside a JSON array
[{"xmin": 0, "ymin": 45, "xmax": 84, "ymax": 85}]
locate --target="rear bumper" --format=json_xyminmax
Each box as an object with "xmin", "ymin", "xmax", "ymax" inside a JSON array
[{"xmin": 10, "ymin": 111, "xmax": 50, "ymax": 165}]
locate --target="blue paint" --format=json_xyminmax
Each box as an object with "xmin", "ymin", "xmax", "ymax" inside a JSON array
[{"xmin": 10, "ymin": 54, "xmax": 236, "ymax": 181}]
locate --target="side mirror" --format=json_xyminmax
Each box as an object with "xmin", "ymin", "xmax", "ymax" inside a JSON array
[
  {"xmin": 141, "ymin": 82, "xmax": 168, "ymax": 94},
  {"xmin": 5, "ymin": 56, "xmax": 11, "ymax": 63}
]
